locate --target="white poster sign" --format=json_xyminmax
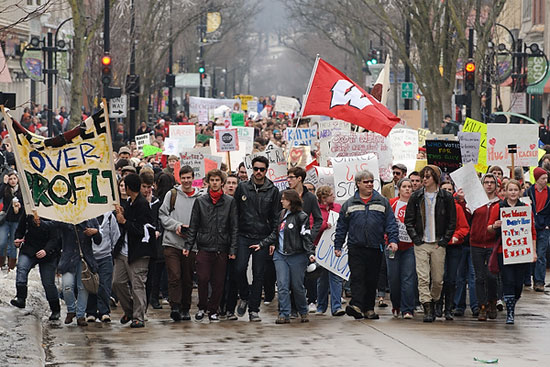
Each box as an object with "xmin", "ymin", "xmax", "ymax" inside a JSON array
[
  {"xmin": 215, "ymin": 128, "xmax": 239, "ymax": 152},
  {"xmin": 169, "ymin": 125, "xmax": 195, "ymax": 148},
  {"xmin": 284, "ymin": 128, "xmax": 316, "ymax": 146},
  {"xmin": 486, "ymin": 123, "xmax": 538, "ymax": 167},
  {"xmin": 501, "ymin": 206, "xmax": 535, "ymax": 265},
  {"xmin": 315, "ymin": 166, "xmax": 334, "ymax": 189},
  {"xmin": 247, "ymin": 100, "xmax": 258, "ymax": 113},
  {"xmin": 449, "ymin": 162, "xmax": 490, "ymax": 212},
  {"xmin": 163, "ymin": 137, "xmax": 180, "ymax": 155},
  {"xmin": 243, "ymin": 144, "xmax": 289, "ymax": 190},
  {"xmin": 274, "ymin": 95, "xmax": 300, "ymax": 114},
  {"xmin": 458, "ymin": 131, "xmax": 481, "ymax": 164},
  {"xmin": 135, "ymin": 133, "xmax": 151, "ymax": 150},
  {"xmin": 315, "ymin": 211, "xmax": 350, "ymax": 280},
  {"xmin": 189, "ymin": 96, "xmax": 241, "ymax": 116},
  {"xmin": 389, "ymin": 128, "xmax": 418, "ymax": 174},
  {"xmin": 332, "ymin": 154, "xmax": 380, "ymax": 203}
]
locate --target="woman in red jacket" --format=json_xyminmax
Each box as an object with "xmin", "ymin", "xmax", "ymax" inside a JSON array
[
  {"xmin": 488, "ymin": 179, "xmax": 537, "ymax": 324},
  {"xmin": 436, "ymin": 180, "xmax": 470, "ymax": 320}
]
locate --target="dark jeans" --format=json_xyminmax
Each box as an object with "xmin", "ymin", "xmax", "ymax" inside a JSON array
[
  {"xmin": 263, "ymin": 255, "xmax": 276, "ymax": 302},
  {"xmin": 86, "ymin": 256, "xmax": 114, "ymax": 317},
  {"xmin": 348, "ymin": 246, "xmax": 383, "ymax": 312},
  {"xmin": 235, "ymin": 236, "xmax": 269, "ymax": 313},
  {"xmin": 15, "ymin": 253, "xmax": 58, "ymax": 302},
  {"xmin": 498, "ymin": 253, "xmax": 529, "ymax": 299},
  {"xmin": 377, "ymin": 247, "xmax": 388, "ymax": 297},
  {"xmin": 164, "ymin": 246, "xmax": 195, "ymax": 311},
  {"xmin": 454, "ymin": 245, "xmax": 478, "ymax": 312},
  {"xmin": 196, "ymin": 250, "xmax": 227, "ymax": 314},
  {"xmin": 471, "ymin": 246, "xmax": 497, "ymax": 305},
  {"xmin": 146, "ymin": 260, "xmax": 165, "ymax": 303},
  {"xmin": 220, "ymin": 258, "xmax": 238, "ymax": 314},
  {"xmin": 438, "ymin": 245, "xmax": 461, "ymax": 311}
]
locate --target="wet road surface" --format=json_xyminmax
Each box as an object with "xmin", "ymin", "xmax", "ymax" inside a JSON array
[{"xmin": 44, "ymin": 287, "xmax": 550, "ymax": 366}]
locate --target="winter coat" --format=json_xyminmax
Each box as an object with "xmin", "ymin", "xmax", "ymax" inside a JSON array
[
  {"xmin": 0, "ymin": 183, "xmax": 24, "ymax": 223},
  {"xmin": 57, "ymin": 219, "xmax": 102, "ymax": 274},
  {"xmin": 526, "ymin": 184, "xmax": 550, "ymax": 230},
  {"xmin": 302, "ymin": 190, "xmax": 323, "ymax": 241},
  {"xmin": 15, "ymin": 215, "xmax": 60, "ymax": 262},
  {"xmin": 259, "ymin": 209, "xmax": 314, "ymax": 257},
  {"xmin": 158, "ymin": 186, "xmax": 201, "ymax": 250}
]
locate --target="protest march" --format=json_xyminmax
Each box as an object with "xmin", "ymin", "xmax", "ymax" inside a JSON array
[{"xmin": 0, "ymin": 55, "xmax": 547, "ymax": 334}]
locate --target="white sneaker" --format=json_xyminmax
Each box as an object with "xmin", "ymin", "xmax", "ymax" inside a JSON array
[
  {"xmin": 86, "ymin": 315, "xmax": 96, "ymax": 322},
  {"xmin": 308, "ymin": 303, "xmax": 317, "ymax": 313}
]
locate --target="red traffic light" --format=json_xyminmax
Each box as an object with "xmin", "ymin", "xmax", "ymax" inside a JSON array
[
  {"xmin": 465, "ymin": 61, "xmax": 475, "ymax": 73},
  {"xmin": 101, "ymin": 55, "xmax": 112, "ymax": 66}
]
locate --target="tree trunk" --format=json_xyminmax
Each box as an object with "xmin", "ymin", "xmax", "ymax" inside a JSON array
[{"xmin": 68, "ymin": 1, "xmax": 86, "ymax": 128}]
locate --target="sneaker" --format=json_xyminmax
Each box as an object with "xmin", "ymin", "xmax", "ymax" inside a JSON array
[
  {"xmin": 275, "ymin": 316, "xmax": 290, "ymax": 324},
  {"xmin": 300, "ymin": 314, "xmax": 309, "ymax": 323},
  {"xmin": 403, "ymin": 312, "xmax": 413, "ymax": 319},
  {"xmin": 109, "ymin": 296, "xmax": 117, "ymax": 308},
  {"xmin": 120, "ymin": 314, "xmax": 131, "ymax": 324},
  {"xmin": 365, "ymin": 310, "xmax": 380, "ymax": 320},
  {"xmin": 150, "ymin": 298, "xmax": 162, "ymax": 309},
  {"xmin": 332, "ymin": 308, "xmax": 346, "ymax": 316},
  {"xmin": 264, "ymin": 301, "xmax": 271, "ymax": 306},
  {"xmin": 101, "ymin": 314, "xmax": 111, "ymax": 323},
  {"xmin": 471, "ymin": 307, "xmax": 480, "ymax": 317},
  {"xmin": 308, "ymin": 303, "xmax": 317, "ymax": 313},
  {"xmin": 249, "ymin": 311, "xmax": 261, "ymax": 322},
  {"xmin": 345, "ymin": 305, "xmax": 364, "ymax": 319},
  {"xmin": 195, "ymin": 310, "xmax": 205, "ymax": 322},
  {"xmin": 341, "ymin": 297, "xmax": 347, "ymax": 304},
  {"xmin": 226, "ymin": 312, "xmax": 238, "ymax": 321},
  {"xmin": 170, "ymin": 308, "xmax": 182, "ymax": 322},
  {"xmin": 453, "ymin": 309, "xmax": 464, "ymax": 317},
  {"xmin": 392, "ymin": 308, "xmax": 400, "ymax": 318},
  {"xmin": 415, "ymin": 305, "xmax": 424, "ymax": 314},
  {"xmin": 77, "ymin": 317, "xmax": 88, "ymax": 326},
  {"xmin": 86, "ymin": 315, "xmax": 96, "ymax": 323},
  {"xmin": 290, "ymin": 311, "xmax": 298, "ymax": 319},
  {"xmin": 209, "ymin": 313, "xmax": 220, "ymax": 322},
  {"xmin": 64, "ymin": 312, "xmax": 76, "ymax": 325},
  {"xmin": 534, "ymin": 283, "xmax": 545, "ymax": 292},
  {"xmin": 130, "ymin": 320, "xmax": 144, "ymax": 328},
  {"xmin": 180, "ymin": 311, "xmax": 191, "ymax": 321},
  {"xmin": 218, "ymin": 313, "xmax": 227, "ymax": 321},
  {"xmin": 316, "ymin": 309, "xmax": 327, "ymax": 315},
  {"xmin": 236, "ymin": 299, "xmax": 248, "ymax": 317},
  {"xmin": 377, "ymin": 297, "xmax": 388, "ymax": 307},
  {"xmin": 496, "ymin": 299, "xmax": 504, "ymax": 312}
]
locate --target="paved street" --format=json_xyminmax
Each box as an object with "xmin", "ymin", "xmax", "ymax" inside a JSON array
[{"xmin": 44, "ymin": 287, "xmax": 550, "ymax": 367}]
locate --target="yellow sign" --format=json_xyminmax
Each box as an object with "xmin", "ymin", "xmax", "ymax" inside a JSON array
[
  {"xmin": 462, "ymin": 118, "xmax": 487, "ymax": 173},
  {"xmin": 235, "ymin": 95, "xmax": 254, "ymax": 110},
  {"xmin": 207, "ymin": 12, "xmax": 221, "ymax": 33},
  {"xmin": 2, "ymin": 107, "xmax": 118, "ymax": 224},
  {"xmin": 417, "ymin": 128, "xmax": 431, "ymax": 147}
]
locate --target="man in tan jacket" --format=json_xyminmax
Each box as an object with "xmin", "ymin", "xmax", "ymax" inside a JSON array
[{"xmin": 382, "ymin": 163, "xmax": 407, "ymax": 200}]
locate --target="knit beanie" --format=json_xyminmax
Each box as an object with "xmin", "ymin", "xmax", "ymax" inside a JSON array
[
  {"xmin": 425, "ymin": 164, "xmax": 441, "ymax": 185},
  {"xmin": 533, "ymin": 167, "xmax": 547, "ymax": 182}
]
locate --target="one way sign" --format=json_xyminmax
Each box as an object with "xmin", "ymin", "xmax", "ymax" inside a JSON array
[{"xmin": 109, "ymin": 95, "xmax": 127, "ymax": 118}]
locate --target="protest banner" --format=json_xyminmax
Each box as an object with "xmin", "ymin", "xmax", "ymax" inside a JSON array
[
  {"xmin": 457, "ymin": 131, "xmax": 481, "ymax": 164},
  {"xmin": 462, "ymin": 118, "xmax": 487, "ymax": 173},
  {"xmin": 284, "ymin": 127, "xmax": 316, "ymax": 146},
  {"xmin": 288, "ymin": 146, "xmax": 310, "ymax": 168},
  {"xmin": 332, "ymin": 154, "xmax": 380, "ymax": 203},
  {"xmin": 449, "ymin": 162, "xmax": 489, "ymax": 212},
  {"xmin": 244, "ymin": 143, "xmax": 288, "ymax": 190},
  {"xmin": 389, "ymin": 128, "xmax": 418, "ymax": 174},
  {"xmin": 180, "ymin": 149, "xmax": 221, "ymax": 179},
  {"xmin": 500, "ymin": 206, "xmax": 535, "ymax": 265},
  {"xmin": 318, "ymin": 119, "xmax": 350, "ymax": 139},
  {"xmin": 315, "ymin": 166, "xmax": 335, "ymax": 188},
  {"xmin": 486, "ymin": 123, "xmax": 538, "ymax": 167},
  {"xmin": 306, "ymin": 161, "xmax": 319, "ymax": 187},
  {"xmin": 417, "ymin": 128, "xmax": 431, "ymax": 147},
  {"xmin": 231, "ymin": 112, "xmax": 245, "ymax": 126},
  {"xmin": 214, "ymin": 128, "xmax": 239, "ymax": 152},
  {"xmin": 3, "ymin": 107, "xmax": 117, "ymax": 224},
  {"xmin": 135, "ymin": 133, "xmax": 151, "ymax": 150},
  {"xmin": 315, "ymin": 211, "xmax": 350, "ymax": 280},
  {"xmin": 274, "ymin": 95, "xmax": 301, "ymax": 114},
  {"xmin": 425, "ymin": 139, "xmax": 462, "ymax": 173},
  {"xmin": 189, "ymin": 96, "xmax": 241, "ymax": 116},
  {"xmin": 169, "ymin": 125, "xmax": 195, "ymax": 148},
  {"xmin": 235, "ymin": 94, "xmax": 254, "ymax": 109}
]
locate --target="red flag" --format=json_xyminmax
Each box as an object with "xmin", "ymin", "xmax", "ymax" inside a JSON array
[{"xmin": 301, "ymin": 58, "xmax": 399, "ymax": 137}]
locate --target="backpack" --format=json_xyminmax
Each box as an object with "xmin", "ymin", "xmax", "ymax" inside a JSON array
[{"xmin": 169, "ymin": 188, "xmax": 177, "ymax": 213}]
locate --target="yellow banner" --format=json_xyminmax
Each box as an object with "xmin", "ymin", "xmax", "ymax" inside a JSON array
[
  {"xmin": 2, "ymin": 107, "xmax": 118, "ymax": 224},
  {"xmin": 462, "ymin": 118, "xmax": 487, "ymax": 173}
]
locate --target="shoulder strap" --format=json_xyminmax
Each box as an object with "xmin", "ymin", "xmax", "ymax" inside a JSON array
[{"xmin": 169, "ymin": 188, "xmax": 177, "ymax": 213}]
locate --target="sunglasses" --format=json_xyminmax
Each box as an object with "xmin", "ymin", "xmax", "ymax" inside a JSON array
[
  {"xmin": 253, "ymin": 167, "xmax": 266, "ymax": 172},
  {"xmin": 361, "ymin": 180, "xmax": 374, "ymax": 184},
  {"xmin": 392, "ymin": 171, "xmax": 402, "ymax": 175}
]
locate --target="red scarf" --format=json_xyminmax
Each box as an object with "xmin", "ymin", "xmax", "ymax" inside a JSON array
[{"xmin": 210, "ymin": 189, "xmax": 223, "ymax": 204}]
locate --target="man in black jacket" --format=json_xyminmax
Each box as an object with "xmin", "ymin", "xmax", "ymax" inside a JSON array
[
  {"xmin": 234, "ymin": 156, "xmax": 280, "ymax": 322},
  {"xmin": 184, "ymin": 169, "xmax": 238, "ymax": 322},
  {"xmin": 404, "ymin": 165, "xmax": 456, "ymax": 322},
  {"xmin": 113, "ymin": 173, "xmax": 155, "ymax": 328}
]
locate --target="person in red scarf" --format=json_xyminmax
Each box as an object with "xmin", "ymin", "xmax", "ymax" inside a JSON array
[{"xmin": 184, "ymin": 169, "xmax": 238, "ymax": 323}]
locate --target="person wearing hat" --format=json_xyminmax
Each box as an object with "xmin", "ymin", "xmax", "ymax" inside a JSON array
[
  {"xmin": 382, "ymin": 164, "xmax": 407, "ymax": 200},
  {"xmin": 404, "ymin": 165, "xmax": 456, "ymax": 322},
  {"xmin": 525, "ymin": 167, "xmax": 550, "ymax": 292},
  {"xmin": 118, "ymin": 146, "xmax": 131, "ymax": 162},
  {"xmin": 163, "ymin": 155, "xmax": 179, "ymax": 177},
  {"xmin": 121, "ymin": 166, "xmax": 137, "ymax": 178}
]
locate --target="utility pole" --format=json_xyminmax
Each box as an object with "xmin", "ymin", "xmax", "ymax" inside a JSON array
[
  {"xmin": 199, "ymin": 10, "xmax": 205, "ymax": 97},
  {"xmin": 168, "ymin": 0, "xmax": 174, "ymax": 119},
  {"xmin": 466, "ymin": 28, "xmax": 474, "ymax": 118},
  {"xmin": 404, "ymin": 20, "xmax": 411, "ymax": 110},
  {"xmin": 46, "ymin": 32, "xmax": 55, "ymax": 137},
  {"xmin": 103, "ymin": 0, "xmax": 110, "ymax": 98},
  {"xmin": 129, "ymin": 0, "xmax": 137, "ymax": 138}
]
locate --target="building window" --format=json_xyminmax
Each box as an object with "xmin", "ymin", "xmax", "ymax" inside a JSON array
[
  {"xmin": 533, "ymin": 0, "xmax": 545, "ymax": 24},
  {"xmin": 523, "ymin": 0, "xmax": 532, "ymax": 20}
]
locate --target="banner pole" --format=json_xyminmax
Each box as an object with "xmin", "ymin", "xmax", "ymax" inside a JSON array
[{"xmin": 101, "ymin": 98, "xmax": 120, "ymax": 205}]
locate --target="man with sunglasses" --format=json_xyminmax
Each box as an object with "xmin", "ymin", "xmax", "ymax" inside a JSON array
[
  {"xmin": 334, "ymin": 170, "xmax": 399, "ymax": 320},
  {"xmin": 382, "ymin": 163, "xmax": 408, "ymax": 200},
  {"xmin": 234, "ymin": 156, "xmax": 280, "ymax": 322}
]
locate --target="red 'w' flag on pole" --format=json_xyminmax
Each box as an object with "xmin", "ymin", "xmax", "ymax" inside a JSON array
[{"xmin": 300, "ymin": 57, "xmax": 399, "ymax": 137}]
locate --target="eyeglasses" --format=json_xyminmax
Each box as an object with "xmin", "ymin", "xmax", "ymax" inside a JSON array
[
  {"xmin": 287, "ymin": 175, "xmax": 297, "ymax": 179},
  {"xmin": 361, "ymin": 180, "xmax": 374, "ymax": 184},
  {"xmin": 253, "ymin": 167, "xmax": 266, "ymax": 172}
]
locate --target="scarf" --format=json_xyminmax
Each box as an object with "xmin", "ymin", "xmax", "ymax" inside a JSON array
[
  {"xmin": 10, "ymin": 184, "xmax": 19, "ymax": 195},
  {"xmin": 210, "ymin": 189, "xmax": 223, "ymax": 205}
]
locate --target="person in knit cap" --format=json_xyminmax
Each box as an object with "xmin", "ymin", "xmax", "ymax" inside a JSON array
[
  {"xmin": 525, "ymin": 167, "xmax": 550, "ymax": 292},
  {"xmin": 404, "ymin": 165, "xmax": 456, "ymax": 322}
]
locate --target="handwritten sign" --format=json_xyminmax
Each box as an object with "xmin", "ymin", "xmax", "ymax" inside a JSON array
[
  {"xmin": 315, "ymin": 211, "xmax": 350, "ymax": 280},
  {"xmin": 449, "ymin": 163, "xmax": 489, "ymax": 212},
  {"xmin": 486, "ymin": 123, "xmax": 538, "ymax": 167},
  {"xmin": 244, "ymin": 143, "xmax": 288, "ymax": 190},
  {"xmin": 462, "ymin": 118, "xmax": 487, "ymax": 173},
  {"xmin": 274, "ymin": 95, "xmax": 300, "ymax": 114},
  {"xmin": 169, "ymin": 125, "xmax": 195, "ymax": 148},
  {"xmin": 458, "ymin": 131, "xmax": 481, "ymax": 164},
  {"xmin": 284, "ymin": 128, "xmax": 316, "ymax": 146},
  {"xmin": 418, "ymin": 128, "xmax": 431, "ymax": 147},
  {"xmin": 288, "ymin": 146, "xmax": 310, "ymax": 168},
  {"xmin": 425, "ymin": 139, "xmax": 462, "ymax": 173},
  {"xmin": 389, "ymin": 128, "xmax": 419, "ymax": 174},
  {"xmin": 231, "ymin": 112, "xmax": 245, "ymax": 127},
  {"xmin": 315, "ymin": 166, "xmax": 335, "ymax": 189},
  {"xmin": 190, "ymin": 96, "xmax": 241, "ymax": 116},
  {"xmin": 332, "ymin": 154, "xmax": 380, "ymax": 203},
  {"xmin": 215, "ymin": 128, "xmax": 239, "ymax": 152},
  {"xmin": 135, "ymin": 133, "xmax": 151, "ymax": 150},
  {"xmin": 501, "ymin": 206, "xmax": 535, "ymax": 265},
  {"xmin": 180, "ymin": 149, "xmax": 221, "ymax": 179}
]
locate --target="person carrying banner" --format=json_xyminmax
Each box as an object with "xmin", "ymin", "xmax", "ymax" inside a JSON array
[
  {"xmin": 184, "ymin": 169, "xmax": 238, "ymax": 322},
  {"xmin": 488, "ymin": 179, "xmax": 537, "ymax": 324},
  {"xmin": 0, "ymin": 170, "xmax": 24, "ymax": 273},
  {"xmin": 234, "ymin": 156, "xmax": 280, "ymax": 322},
  {"xmin": 158, "ymin": 165, "xmax": 201, "ymax": 322},
  {"xmin": 334, "ymin": 170, "xmax": 399, "ymax": 320},
  {"xmin": 404, "ymin": 165, "xmax": 456, "ymax": 323},
  {"xmin": 113, "ymin": 173, "xmax": 155, "ymax": 328},
  {"xmin": 525, "ymin": 167, "xmax": 550, "ymax": 292}
]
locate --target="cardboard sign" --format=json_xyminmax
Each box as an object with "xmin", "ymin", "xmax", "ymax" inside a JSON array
[
  {"xmin": 332, "ymin": 154, "xmax": 380, "ymax": 203},
  {"xmin": 244, "ymin": 144, "xmax": 288, "ymax": 191},
  {"xmin": 288, "ymin": 146, "xmax": 310, "ymax": 168},
  {"xmin": 486, "ymin": 123, "xmax": 539, "ymax": 167},
  {"xmin": 389, "ymin": 128, "xmax": 418, "ymax": 174},
  {"xmin": 501, "ymin": 206, "xmax": 535, "ymax": 265},
  {"xmin": 462, "ymin": 118, "xmax": 487, "ymax": 173},
  {"xmin": 215, "ymin": 128, "xmax": 239, "ymax": 152},
  {"xmin": 449, "ymin": 163, "xmax": 490, "ymax": 212},
  {"xmin": 418, "ymin": 128, "xmax": 431, "ymax": 147},
  {"xmin": 284, "ymin": 128, "xmax": 316, "ymax": 146},
  {"xmin": 135, "ymin": 133, "xmax": 151, "ymax": 150},
  {"xmin": 425, "ymin": 139, "xmax": 462, "ymax": 173},
  {"xmin": 316, "ymin": 211, "xmax": 350, "ymax": 280},
  {"xmin": 274, "ymin": 95, "xmax": 301, "ymax": 114},
  {"xmin": 398, "ymin": 110, "xmax": 422, "ymax": 129},
  {"xmin": 231, "ymin": 112, "xmax": 245, "ymax": 126},
  {"xmin": 169, "ymin": 125, "xmax": 195, "ymax": 148},
  {"xmin": 458, "ymin": 131, "xmax": 481, "ymax": 164}
]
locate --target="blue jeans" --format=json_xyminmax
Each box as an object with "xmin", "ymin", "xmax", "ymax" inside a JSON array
[
  {"xmin": 16, "ymin": 253, "xmax": 59, "ymax": 302},
  {"xmin": 86, "ymin": 256, "xmax": 113, "ymax": 317},
  {"xmin": 62, "ymin": 261, "xmax": 88, "ymax": 318},
  {"xmin": 386, "ymin": 247, "xmax": 416, "ymax": 314},
  {"xmin": 534, "ymin": 229, "xmax": 550, "ymax": 286},
  {"xmin": 0, "ymin": 221, "xmax": 18, "ymax": 258},
  {"xmin": 454, "ymin": 245, "xmax": 478, "ymax": 312},
  {"xmin": 235, "ymin": 236, "xmax": 269, "ymax": 313},
  {"xmin": 273, "ymin": 250, "xmax": 308, "ymax": 318},
  {"xmin": 317, "ymin": 268, "xmax": 343, "ymax": 313}
]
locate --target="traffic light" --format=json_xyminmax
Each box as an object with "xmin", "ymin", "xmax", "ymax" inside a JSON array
[
  {"xmin": 464, "ymin": 59, "xmax": 475, "ymax": 92},
  {"xmin": 199, "ymin": 60, "xmax": 205, "ymax": 74},
  {"xmin": 201, "ymin": 73, "xmax": 207, "ymax": 80},
  {"xmin": 366, "ymin": 49, "xmax": 379, "ymax": 66},
  {"xmin": 101, "ymin": 54, "xmax": 112, "ymax": 85}
]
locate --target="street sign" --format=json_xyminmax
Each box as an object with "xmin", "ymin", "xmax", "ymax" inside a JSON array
[
  {"xmin": 109, "ymin": 95, "xmax": 127, "ymax": 118},
  {"xmin": 401, "ymin": 82, "xmax": 414, "ymax": 99}
]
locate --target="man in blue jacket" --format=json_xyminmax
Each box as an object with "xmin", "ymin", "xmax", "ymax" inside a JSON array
[{"xmin": 334, "ymin": 170, "xmax": 399, "ymax": 320}]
